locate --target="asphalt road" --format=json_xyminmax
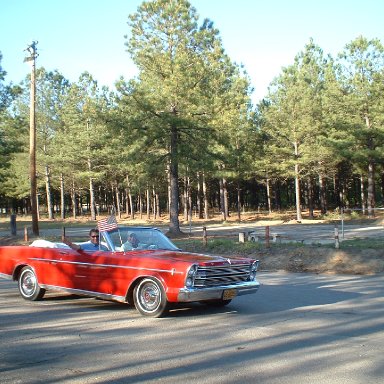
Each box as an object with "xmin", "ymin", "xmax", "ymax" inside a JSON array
[{"xmin": 1, "ymin": 272, "xmax": 383, "ymax": 383}]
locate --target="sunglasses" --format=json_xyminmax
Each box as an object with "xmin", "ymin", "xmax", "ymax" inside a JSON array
[{"xmin": 91, "ymin": 235, "xmax": 99, "ymax": 238}]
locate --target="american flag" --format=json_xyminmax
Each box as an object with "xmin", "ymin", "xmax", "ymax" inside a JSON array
[{"xmin": 97, "ymin": 215, "xmax": 118, "ymax": 232}]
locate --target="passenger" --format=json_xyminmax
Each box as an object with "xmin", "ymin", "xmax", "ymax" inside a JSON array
[
  {"xmin": 122, "ymin": 233, "xmax": 144, "ymax": 251},
  {"xmin": 64, "ymin": 229, "xmax": 108, "ymax": 251}
]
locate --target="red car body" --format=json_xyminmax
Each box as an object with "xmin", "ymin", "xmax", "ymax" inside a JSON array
[{"xmin": 0, "ymin": 227, "xmax": 260, "ymax": 317}]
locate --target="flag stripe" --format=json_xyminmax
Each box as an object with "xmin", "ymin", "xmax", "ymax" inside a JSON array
[{"xmin": 97, "ymin": 215, "xmax": 118, "ymax": 232}]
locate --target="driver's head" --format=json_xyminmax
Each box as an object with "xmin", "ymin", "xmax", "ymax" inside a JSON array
[{"xmin": 89, "ymin": 229, "xmax": 100, "ymax": 245}]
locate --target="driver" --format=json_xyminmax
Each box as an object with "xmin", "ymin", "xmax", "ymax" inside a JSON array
[{"xmin": 64, "ymin": 229, "xmax": 108, "ymax": 251}]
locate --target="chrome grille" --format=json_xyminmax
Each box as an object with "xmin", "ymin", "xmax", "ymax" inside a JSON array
[{"xmin": 194, "ymin": 263, "xmax": 251, "ymax": 287}]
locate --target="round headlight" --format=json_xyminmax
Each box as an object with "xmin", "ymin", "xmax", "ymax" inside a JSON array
[
  {"xmin": 187, "ymin": 264, "xmax": 197, "ymax": 276},
  {"xmin": 251, "ymin": 260, "xmax": 259, "ymax": 272},
  {"xmin": 186, "ymin": 265, "xmax": 198, "ymax": 288}
]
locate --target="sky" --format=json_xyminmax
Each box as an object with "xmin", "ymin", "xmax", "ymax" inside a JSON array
[{"xmin": 1, "ymin": 0, "xmax": 384, "ymax": 104}]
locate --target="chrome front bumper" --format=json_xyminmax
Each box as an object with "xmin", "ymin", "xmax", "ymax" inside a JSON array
[{"xmin": 177, "ymin": 279, "xmax": 260, "ymax": 302}]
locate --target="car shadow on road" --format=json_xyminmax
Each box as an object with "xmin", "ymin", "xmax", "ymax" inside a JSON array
[{"xmin": 166, "ymin": 273, "xmax": 367, "ymax": 318}]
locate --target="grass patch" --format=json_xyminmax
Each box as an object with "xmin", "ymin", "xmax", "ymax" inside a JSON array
[
  {"xmin": 174, "ymin": 237, "xmax": 291, "ymax": 255},
  {"xmin": 173, "ymin": 236, "xmax": 384, "ymax": 255},
  {"xmin": 340, "ymin": 237, "xmax": 384, "ymax": 249}
]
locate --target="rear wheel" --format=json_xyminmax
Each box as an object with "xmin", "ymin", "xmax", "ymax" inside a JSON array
[
  {"xmin": 18, "ymin": 266, "xmax": 45, "ymax": 301},
  {"xmin": 133, "ymin": 278, "xmax": 168, "ymax": 317}
]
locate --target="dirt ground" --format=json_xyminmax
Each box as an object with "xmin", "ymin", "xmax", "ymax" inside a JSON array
[
  {"xmin": 183, "ymin": 240, "xmax": 384, "ymax": 275},
  {"xmin": 255, "ymin": 246, "xmax": 384, "ymax": 275}
]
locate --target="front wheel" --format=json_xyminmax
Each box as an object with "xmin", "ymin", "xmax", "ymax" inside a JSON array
[
  {"xmin": 18, "ymin": 266, "xmax": 45, "ymax": 301},
  {"xmin": 133, "ymin": 278, "xmax": 168, "ymax": 317}
]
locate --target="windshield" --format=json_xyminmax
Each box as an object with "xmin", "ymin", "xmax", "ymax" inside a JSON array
[{"xmin": 100, "ymin": 227, "xmax": 179, "ymax": 252}]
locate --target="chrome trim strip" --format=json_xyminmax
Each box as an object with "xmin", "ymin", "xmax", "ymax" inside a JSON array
[
  {"xmin": 39, "ymin": 284, "xmax": 126, "ymax": 303},
  {"xmin": 0, "ymin": 272, "xmax": 12, "ymax": 280},
  {"xmin": 30, "ymin": 257, "xmax": 183, "ymax": 275}
]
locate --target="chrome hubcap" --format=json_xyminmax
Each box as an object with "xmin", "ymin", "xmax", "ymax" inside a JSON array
[
  {"xmin": 22, "ymin": 272, "xmax": 36, "ymax": 296},
  {"xmin": 140, "ymin": 282, "xmax": 160, "ymax": 311}
]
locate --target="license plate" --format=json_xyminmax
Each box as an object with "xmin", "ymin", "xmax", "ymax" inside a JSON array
[{"xmin": 223, "ymin": 289, "xmax": 237, "ymax": 300}]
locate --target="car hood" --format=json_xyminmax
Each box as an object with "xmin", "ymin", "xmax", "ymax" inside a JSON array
[{"xmin": 133, "ymin": 249, "xmax": 253, "ymax": 266}]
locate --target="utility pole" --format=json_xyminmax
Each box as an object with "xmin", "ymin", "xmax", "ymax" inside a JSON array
[{"xmin": 24, "ymin": 41, "xmax": 39, "ymax": 236}]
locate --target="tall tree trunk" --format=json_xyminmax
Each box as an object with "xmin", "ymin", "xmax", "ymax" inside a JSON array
[
  {"xmin": 88, "ymin": 176, "xmax": 96, "ymax": 220},
  {"xmin": 360, "ymin": 175, "xmax": 366, "ymax": 215},
  {"xmin": 125, "ymin": 175, "xmax": 134, "ymax": 219},
  {"xmin": 109, "ymin": 185, "xmax": 115, "ymax": 214},
  {"xmin": 152, "ymin": 186, "xmax": 157, "ymax": 219},
  {"xmin": 188, "ymin": 178, "xmax": 192, "ymax": 223},
  {"xmin": 60, "ymin": 173, "xmax": 65, "ymax": 219},
  {"xmin": 365, "ymin": 114, "xmax": 375, "ymax": 218},
  {"xmin": 187, "ymin": 176, "xmax": 193, "ymax": 221},
  {"xmin": 169, "ymin": 124, "xmax": 181, "ymax": 234},
  {"xmin": 36, "ymin": 194, "xmax": 40, "ymax": 220},
  {"xmin": 155, "ymin": 187, "xmax": 160, "ymax": 219},
  {"xmin": 307, "ymin": 177, "xmax": 314, "ymax": 219},
  {"xmin": 294, "ymin": 168, "xmax": 302, "ymax": 221},
  {"xmin": 266, "ymin": 177, "xmax": 272, "ymax": 214},
  {"xmin": 333, "ymin": 174, "xmax": 341, "ymax": 208},
  {"xmin": 381, "ymin": 173, "xmax": 384, "ymax": 204},
  {"xmin": 86, "ymin": 118, "xmax": 96, "ymax": 220},
  {"xmin": 203, "ymin": 172, "xmax": 208, "ymax": 220},
  {"xmin": 146, "ymin": 186, "xmax": 151, "ymax": 220},
  {"xmin": 129, "ymin": 191, "xmax": 134, "ymax": 219},
  {"xmin": 125, "ymin": 187, "xmax": 129, "ymax": 216},
  {"xmin": 319, "ymin": 173, "xmax": 327, "ymax": 215},
  {"xmin": 71, "ymin": 179, "xmax": 76, "ymax": 219},
  {"xmin": 367, "ymin": 162, "xmax": 375, "ymax": 218},
  {"xmin": 139, "ymin": 191, "xmax": 143, "ymax": 220},
  {"xmin": 343, "ymin": 182, "xmax": 349, "ymax": 209},
  {"xmin": 275, "ymin": 180, "xmax": 282, "ymax": 211},
  {"xmin": 183, "ymin": 176, "xmax": 188, "ymax": 221},
  {"xmin": 339, "ymin": 181, "xmax": 344, "ymax": 210},
  {"xmin": 294, "ymin": 141, "xmax": 302, "ymax": 221},
  {"xmin": 197, "ymin": 172, "xmax": 203, "ymax": 219},
  {"xmin": 87, "ymin": 121, "xmax": 96, "ymax": 220},
  {"xmin": 219, "ymin": 178, "xmax": 226, "ymax": 221},
  {"xmin": 115, "ymin": 184, "xmax": 121, "ymax": 219},
  {"xmin": 166, "ymin": 164, "xmax": 171, "ymax": 219},
  {"xmin": 223, "ymin": 177, "xmax": 229, "ymax": 218},
  {"xmin": 45, "ymin": 165, "xmax": 54, "ymax": 219},
  {"xmin": 237, "ymin": 180, "xmax": 241, "ymax": 222},
  {"xmin": 102, "ymin": 189, "xmax": 107, "ymax": 214}
]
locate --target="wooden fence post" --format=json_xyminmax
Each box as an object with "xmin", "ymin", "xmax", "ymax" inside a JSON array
[
  {"xmin": 265, "ymin": 225, "xmax": 270, "ymax": 248},
  {"xmin": 10, "ymin": 214, "xmax": 17, "ymax": 236},
  {"xmin": 203, "ymin": 226, "xmax": 207, "ymax": 246},
  {"xmin": 334, "ymin": 225, "xmax": 340, "ymax": 249},
  {"xmin": 24, "ymin": 227, "xmax": 29, "ymax": 242}
]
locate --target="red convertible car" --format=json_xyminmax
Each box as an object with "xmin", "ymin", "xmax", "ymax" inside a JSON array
[{"xmin": 0, "ymin": 226, "xmax": 260, "ymax": 317}]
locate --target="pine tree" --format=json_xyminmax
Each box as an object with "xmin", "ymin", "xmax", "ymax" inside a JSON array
[
  {"xmin": 122, "ymin": 0, "xmax": 247, "ymax": 234},
  {"xmin": 336, "ymin": 36, "xmax": 384, "ymax": 217}
]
